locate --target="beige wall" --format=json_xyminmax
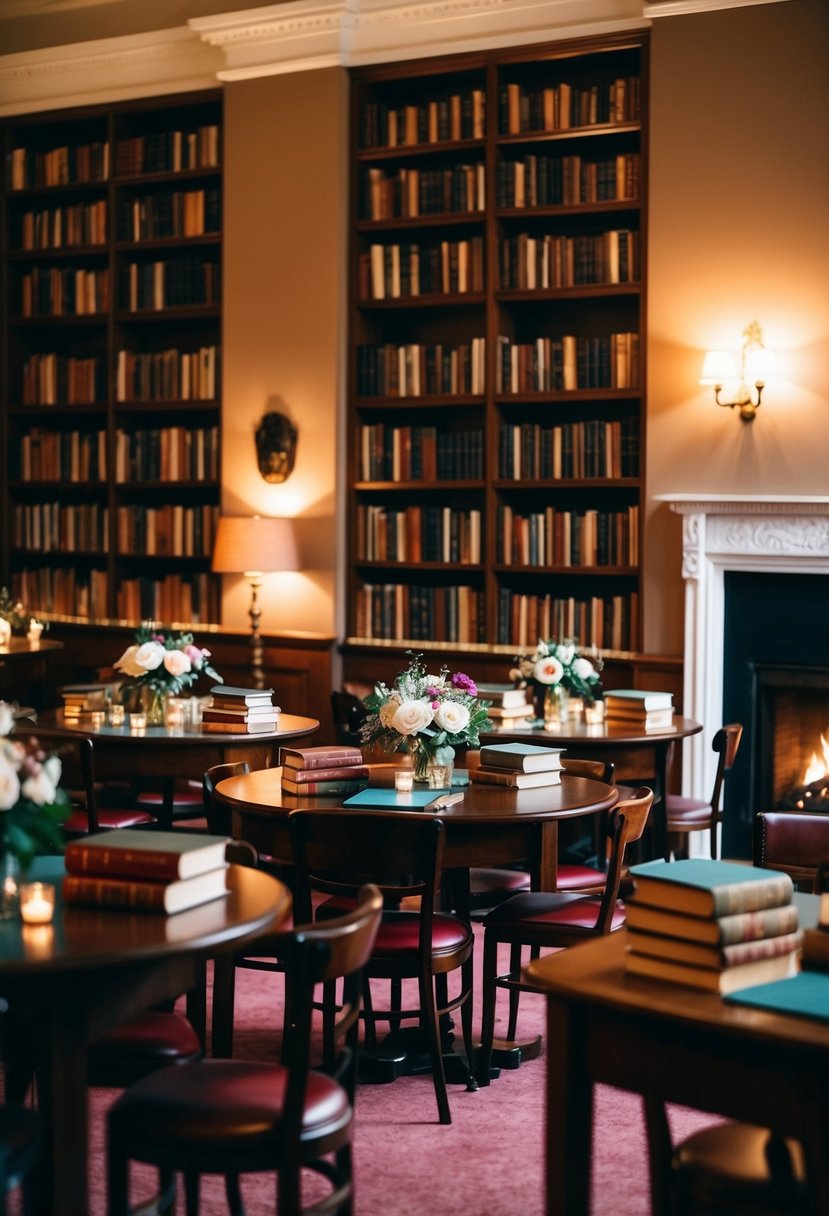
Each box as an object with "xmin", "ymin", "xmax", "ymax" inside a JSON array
[
  {"xmin": 646, "ymin": 0, "xmax": 829, "ymax": 654},
  {"xmin": 221, "ymin": 68, "xmax": 348, "ymax": 636}
]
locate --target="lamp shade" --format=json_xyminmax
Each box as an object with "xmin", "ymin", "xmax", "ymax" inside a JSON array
[
  {"xmin": 700, "ymin": 350, "xmax": 737, "ymax": 385},
  {"xmin": 211, "ymin": 515, "xmax": 299, "ymax": 576}
]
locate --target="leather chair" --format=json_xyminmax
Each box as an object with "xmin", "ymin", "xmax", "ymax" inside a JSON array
[
  {"xmin": 290, "ymin": 808, "xmax": 476, "ymax": 1125},
  {"xmin": 666, "ymin": 724, "xmax": 743, "ymax": 860},
  {"xmin": 61, "ymin": 736, "xmax": 158, "ymax": 836},
  {"xmin": 754, "ymin": 809, "xmax": 829, "ymax": 891},
  {"xmin": 107, "ymin": 885, "xmax": 383, "ymax": 1216},
  {"xmin": 476, "ymin": 787, "xmax": 653, "ymax": 1086},
  {"xmin": 0, "ymin": 1106, "xmax": 40, "ymax": 1216}
]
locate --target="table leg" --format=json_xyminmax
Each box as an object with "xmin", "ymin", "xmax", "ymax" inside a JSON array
[
  {"xmin": 655, "ymin": 744, "xmax": 670, "ymax": 861},
  {"xmin": 35, "ymin": 1002, "xmax": 90, "ymax": 1216},
  {"xmin": 546, "ymin": 996, "xmax": 591, "ymax": 1216}
]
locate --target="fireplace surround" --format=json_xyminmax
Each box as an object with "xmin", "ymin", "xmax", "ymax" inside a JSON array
[{"xmin": 658, "ymin": 495, "xmax": 829, "ymax": 855}]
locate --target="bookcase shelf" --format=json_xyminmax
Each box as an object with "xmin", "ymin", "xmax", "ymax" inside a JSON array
[
  {"xmin": 346, "ymin": 33, "xmax": 648, "ymax": 670},
  {"xmin": 1, "ymin": 89, "xmax": 223, "ymax": 626}
]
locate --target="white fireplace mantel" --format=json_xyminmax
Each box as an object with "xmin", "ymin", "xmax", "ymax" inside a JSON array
[{"xmin": 657, "ymin": 494, "xmax": 829, "ymax": 803}]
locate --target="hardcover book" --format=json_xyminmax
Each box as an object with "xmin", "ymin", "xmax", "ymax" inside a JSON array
[
  {"xmin": 626, "ymin": 928, "xmax": 802, "ymax": 971},
  {"xmin": 625, "ymin": 946, "xmax": 797, "ymax": 995},
  {"xmin": 281, "ymin": 777, "xmax": 369, "ymax": 796},
  {"xmin": 209, "ymin": 685, "xmax": 275, "ymax": 705},
  {"xmin": 628, "ymin": 859, "xmax": 794, "ymax": 919},
  {"xmin": 201, "ymin": 719, "xmax": 278, "ymax": 734},
  {"xmin": 470, "ymin": 766, "xmax": 561, "ymax": 789},
  {"xmin": 63, "ymin": 865, "xmax": 229, "ymax": 915},
  {"xmin": 64, "ymin": 829, "xmax": 228, "ymax": 881},
  {"xmin": 478, "ymin": 742, "xmax": 565, "ymax": 773},
  {"xmin": 475, "ymin": 683, "xmax": 532, "ymax": 709},
  {"xmin": 201, "ymin": 705, "xmax": 280, "ymax": 721},
  {"xmin": 604, "ymin": 689, "xmax": 673, "ymax": 711},
  {"xmin": 280, "ymin": 745, "xmax": 364, "ymax": 770},
  {"xmin": 342, "ymin": 788, "xmax": 441, "ymax": 809},
  {"xmin": 624, "ymin": 900, "xmax": 800, "ymax": 946},
  {"xmin": 724, "ymin": 970, "xmax": 829, "ymax": 1022},
  {"xmin": 280, "ymin": 764, "xmax": 370, "ymax": 784}
]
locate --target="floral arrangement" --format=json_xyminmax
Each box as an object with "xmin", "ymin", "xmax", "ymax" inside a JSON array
[
  {"xmin": 114, "ymin": 622, "xmax": 222, "ymax": 705},
  {"xmin": 0, "ymin": 703, "xmax": 69, "ymax": 869},
  {"xmin": 510, "ymin": 638, "xmax": 603, "ymax": 702},
  {"xmin": 0, "ymin": 586, "xmax": 46, "ymax": 635},
  {"xmin": 360, "ymin": 652, "xmax": 491, "ymax": 780}
]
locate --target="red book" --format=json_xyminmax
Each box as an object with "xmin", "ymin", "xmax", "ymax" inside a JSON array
[
  {"xmin": 281, "ymin": 764, "xmax": 371, "ymax": 783},
  {"xmin": 63, "ymin": 867, "xmax": 228, "ymax": 915},
  {"xmin": 280, "ymin": 745, "xmax": 364, "ymax": 771},
  {"xmin": 64, "ymin": 829, "xmax": 228, "ymax": 881}
]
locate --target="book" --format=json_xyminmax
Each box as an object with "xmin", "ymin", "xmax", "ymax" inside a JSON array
[
  {"xmin": 799, "ymin": 927, "xmax": 829, "ymax": 972},
  {"xmin": 63, "ymin": 865, "xmax": 229, "ymax": 915},
  {"xmin": 64, "ymin": 829, "xmax": 229, "ymax": 881},
  {"xmin": 485, "ymin": 703, "xmax": 535, "ymax": 719},
  {"xmin": 280, "ymin": 745, "xmax": 364, "ymax": 771},
  {"xmin": 208, "ymin": 685, "xmax": 275, "ymax": 706},
  {"xmin": 724, "ymin": 970, "xmax": 829, "ymax": 1023},
  {"xmin": 479, "ymin": 742, "xmax": 565, "ymax": 773},
  {"xmin": 628, "ymin": 859, "xmax": 794, "ymax": 919},
  {"xmin": 280, "ymin": 764, "xmax": 370, "ymax": 784},
  {"xmin": 475, "ymin": 683, "xmax": 532, "ymax": 709},
  {"xmin": 281, "ymin": 777, "xmax": 370, "ymax": 795},
  {"xmin": 201, "ymin": 719, "xmax": 279, "ymax": 734},
  {"xmin": 200, "ymin": 705, "xmax": 280, "ymax": 721},
  {"xmin": 604, "ymin": 707, "xmax": 674, "ymax": 729},
  {"xmin": 604, "ymin": 689, "xmax": 673, "ymax": 711},
  {"xmin": 625, "ymin": 947, "xmax": 798, "ymax": 995},
  {"xmin": 624, "ymin": 899, "xmax": 801, "ymax": 946},
  {"xmin": 627, "ymin": 928, "xmax": 802, "ymax": 971},
  {"xmin": 470, "ymin": 765, "xmax": 562, "ymax": 789},
  {"xmin": 342, "ymin": 788, "xmax": 440, "ymax": 809}
]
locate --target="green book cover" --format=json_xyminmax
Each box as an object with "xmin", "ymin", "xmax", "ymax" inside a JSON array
[
  {"xmin": 343, "ymin": 789, "xmax": 440, "ymax": 809},
  {"xmin": 724, "ymin": 971, "xmax": 829, "ymax": 1022},
  {"xmin": 630, "ymin": 859, "xmax": 786, "ymax": 890}
]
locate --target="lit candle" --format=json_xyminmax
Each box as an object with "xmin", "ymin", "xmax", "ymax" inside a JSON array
[
  {"xmin": 27, "ymin": 619, "xmax": 44, "ymax": 645},
  {"xmin": 394, "ymin": 770, "xmax": 414, "ymax": 793},
  {"xmin": 20, "ymin": 882, "xmax": 55, "ymax": 924},
  {"xmin": 166, "ymin": 700, "xmax": 185, "ymax": 729},
  {"xmin": 129, "ymin": 712, "xmax": 147, "ymax": 732},
  {"xmin": 108, "ymin": 703, "xmax": 125, "ymax": 727},
  {"xmin": 0, "ymin": 619, "xmax": 10, "ymax": 648}
]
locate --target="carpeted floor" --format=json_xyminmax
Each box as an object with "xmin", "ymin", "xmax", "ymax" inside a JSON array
[{"xmin": 77, "ymin": 926, "xmax": 722, "ymax": 1215}]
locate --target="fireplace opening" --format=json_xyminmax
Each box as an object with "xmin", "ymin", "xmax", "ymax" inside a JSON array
[{"xmin": 751, "ymin": 664, "xmax": 829, "ymax": 812}]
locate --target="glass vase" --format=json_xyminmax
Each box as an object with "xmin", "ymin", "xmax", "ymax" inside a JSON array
[
  {"xmin": 144, "ymin": 687, "xmax": 168, "ymax": 727},
  {"xmin": 544, "ymin": 684, "xmax": 570, "ymax": 729},
  {"xmin": 0, "ymin": 853, "xmax": 20, "ymax": 920},
  {"xmin": 412, "ymin": 741, "xmax": 455, "ymax": 787}
]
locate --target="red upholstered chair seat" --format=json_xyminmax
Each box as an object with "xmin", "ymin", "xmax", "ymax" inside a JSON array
[
  {"xmin": 483, "ymin": 890, "xmax": 626, "ymax": 933},
  {"xmin": 470, "ymin": 867, "xmax": 528, "ymax": 895},
  {"xmin": 664, "ymin": 795, "xmax": 715, "ymax": 826},
  {"xmin": 88, "ymin": 1011, "xmax": 201, "ymax": 1087},
  {"xmin": 370, "ymin": 911, "xmax": 473, "ymax": 954},
  {"xmin": 63, "ymin": 807, "xmax": 156, "ymax": 833},
  {"xmin": 554, "ymin": 863, "xmax": 607, "ymax": 891}
]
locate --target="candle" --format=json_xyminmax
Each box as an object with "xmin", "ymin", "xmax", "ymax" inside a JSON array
[
  {"xmin": 108, "ymin": 703, "xmax": 125, "ymax": 726},
  {"xmin": 394, "ymin": 770, "xmax": 414, "ymax": 793},
  {"xmin": 129, "ymin": 712, "xmax": 147, "ymax": 732},
  {"xmin": 166, "ymin": 700, "xmax": 185, "ymax": 729},
  {"xmin": 20, "ymin": 882, "xmax": 55, "ymax": 924},
  {"xmin": 0, "ymin": 619, "xmax": 10, "ymax": 648},
  {"xmin": 27, "ymin": 619, "xmax": 44, "ymax": 645}
]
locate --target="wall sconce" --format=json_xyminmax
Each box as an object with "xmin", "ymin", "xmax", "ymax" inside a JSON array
[
  {"xmin": 255, "ymin": 411, "xmax": 297, "ymax": 483},
  {"xmin": 211, "ymin": 514, "xmax": 299, "ymax": 690},
  {"xmin": 700, "ymin": 320, "xmax": 776, "ymax": 423}
]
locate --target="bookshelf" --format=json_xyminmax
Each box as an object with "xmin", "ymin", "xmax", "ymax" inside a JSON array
[
  {"xmin": 346, "ymin": 33, "xmax": 648, "ymax": 673},
  {"xmin": 1, "ymin": 90, "xmax": 223, "ymax": 625}
]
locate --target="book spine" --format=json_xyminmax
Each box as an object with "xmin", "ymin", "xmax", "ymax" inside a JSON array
[
  {"xmin": 280, "ymin": 749, "xmax": 364, "ymax": 769},
  {"xmin": 64, "ymin": 845, "xmax": 181, "ymax": 880},
  {"xmin": 282, "ymin": 765, "xmax": 371, "ymax": 783},
  {"xmin": 63, "ymin": 874, "xmax": 167, "ymax": 910},
  {"xmin": 712, "ymin": 879, "xmax": 793, "ymax": 917},
  {"xmin": 721, "ymin": 931, "xmax": 802, "ymax": 967},
  {"xmin": 282, "ymin": 779, "xmax": 370, "ymax": 794}
]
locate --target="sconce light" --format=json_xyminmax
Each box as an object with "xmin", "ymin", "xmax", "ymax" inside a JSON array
[
  {"xmin": 255, "ymin": 411, "xmax": 297, "ymax": 483},
  {"xmin": 212, "ymin": 514, "xmax": 299, "ymax": 690},
  {"xmin": 700, "ymin": 320, "xmax": 776, "ymax": 423}
]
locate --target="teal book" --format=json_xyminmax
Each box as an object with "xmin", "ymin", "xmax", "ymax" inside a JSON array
[
  {"xmin": 629, "ymin": 859, "xmax": 794, "ymax": 919},
  {"xmin": 343, "ymin": 789, "xmax": 441, "ymax": 809},
  {"xmin": 479, "ymin": 741, "xmax": 565, "ymax": 773},
  {"xmin": 724, "ymin": 971, "xmax": 829, "ymax": 1023}
]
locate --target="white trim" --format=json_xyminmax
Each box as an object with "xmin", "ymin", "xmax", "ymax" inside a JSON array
[
  {"xmin": 657, "ymin": 494, "xmax": 829, "ymax": 808},
  {"xmin": 645, "ymin": 0, "xmax": 789, "ymax": 15}
]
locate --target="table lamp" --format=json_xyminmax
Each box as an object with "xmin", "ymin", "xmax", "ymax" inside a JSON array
[{"xmin": 212, "ymin": 515, "xmax": 299, "ymax": 690}]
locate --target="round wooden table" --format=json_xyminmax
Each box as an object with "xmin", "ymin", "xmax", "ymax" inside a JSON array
[
  {"xmin": 480, "ymin": 715, "xmax": 704, "ymax": 861},
  {"xmin": 35, "ymin": 709, "xmax": 320, "ymax": 826},
  {"xmin": 0, "ymin": 856, "xmax": 291, "ymax": 1216}
]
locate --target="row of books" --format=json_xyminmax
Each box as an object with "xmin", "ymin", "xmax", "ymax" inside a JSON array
[
  {"xmin": 121, "ymin": 256, "xmax": 220, "ymax": 312},
  {"xmin": 20, "ymin": 266, "xmax": 109, "ymax": 318},
  {"xmin": 356, "ymin": 505, "xmax": 482, "ymax": 565},
  {"xmin": 496, "ymin": 503, "xmax": 639, "ymax": 570},
  {"xmin": 63, "ymin": 829, "xmax": 229, "ymax": 915},
  {"xmin": 8, "ymin": 140, "xmax": 110, "ymax": 190},
  {"xmin": 498, "ymin": 419, "xmax": 640, "ymax": 482},
  {"xmin": 496, "ymin": 588, "xmax": 638, "ymax": 654},
  {"xmin": 17, "ymin": 200, "xmax": 108, "ymax": 251},
  {"xmin": 359, "ymin": 163, "xmax": 486, "ymax": 221},
  {"xmin": 498, "ymin": 77, "xmax": 640, "ymax": 135},
  {"xmin": 356, "ymin": 424, "xmax": 484, "ymax": 483},
  {"xmin": 280, "ymin": 745, "xmax": 369, "ymax": 796},
  {"xmin": 114, "ymin": 573, "xmax": 218, "ymax": 628},
  {"xmin": 356, "ymin": 339, "xmax": 486, "ymax": 399},
  {"xmin": 495, "ymin": 333, "xmax": 641, "ymax": 393},
  {"xmin": 18, "ymin": 429, "xmax": 107, "ymax": 484},
  {"xmin": 495, "ymin": 153, "xmax": 640, "ymax": 208},
  {"xmin": 14, "ymin": 566, "xmax": 109, "ymax": 621},
  {"xmin": 13, "ymin": 501, "xmax": 108, "ymax": 553},
  {"xmin": 114, "ymin": 126, "xmax": 221, "ymax": 176},
  {"xmin": 604, "ymin": 689, "xmax": 674, "ymax": 730},
  {"xmin": 359, "ymin": 237, "xmax": 485, "ymax": 301},
  {"xmin": 625, "ymin": 858, "xmax": 800, "ymax": 995},
  {"xmin": 21, "ymin": 352, "xmax": 105, "ymax": 406},
  {"xmin": 117, "ymin": 189, "xmax": 221, "ymax": 242},
  {"xmin": 116, "ymin": 345, "xmax": 219, "ymax": 403},
  {"xmin": 471, "ymin": 742, "xmax": 564, "ymax": 788},
  {"xmin": 115, "ymin": 503, "xmax": 219, "ymax": 559},
  {"xmin": 201, "ymin": 686, "xmax": 280, "ymax": 735},
  {"xmin": 113, "ymin": 426, "xmax": 220, "ymax": 484},
  {"xmin": 354, "ymin": 581, "xmax": 484, "ymax": 646},
  {"xmin": 499, "ymin": 229, "xmax": 640, "ymax": 290},
  {"xmin": 359, "ymin": 91, "xmax": 486, "ymax": 149}
]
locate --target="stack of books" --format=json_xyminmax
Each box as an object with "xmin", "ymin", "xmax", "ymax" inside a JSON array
[
  {"xmin": 470, "ymin": 741, "xmax": 565, "ymax": 788},
  {"xmin": 603, "ymin": 688, "xmax": 674, "ymax": 729},
  {"xmin": 62, "ymin": 829, "xmax": 230, "ymax": 914},
  {"xmin": 201, "ymin": 685, "xmax": 280, "ymax": 734},
  {"xmin": 479, "ymin": 683, "xmax": 535, "ymax": 731},
  {"xmin": 61, "ymin": 683, "xmax": 112, "ymax": 721},
  {"xmin": 625, "ymin": 858, "xmax": 800, "ymax": 994},
  {"xmin": 280, "ymin": 744, "xmax": 370, "ymax": 795}
]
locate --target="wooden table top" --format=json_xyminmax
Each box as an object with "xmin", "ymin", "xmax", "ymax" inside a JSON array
[
  {"xmin": 481, "ymin": 715, "xmax": 703, "ymax": 748},
  {"xmin": 36, "ymin": 708, "xmax": 319, "ymax": 749}
]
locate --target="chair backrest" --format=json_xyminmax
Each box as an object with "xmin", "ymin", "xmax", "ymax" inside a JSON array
[
  {"xmin": 289, "ymin": 808, "xmax": 445, "ymax": 936},
  {"xmin": 12, "ymin": 725, "xmax": 98, "ymax": 832},
  {"xmin": 202, "ymin": 761, "xmax": 250, "ymax": 836},
  {"xmin": 595, "ymin": 786, "xmax": 653, "ymax": 933},
  {"xmin": 754, "ymin": 810, "xmax": 829, "ymax": 890},
  {"xmin": 279, "ymin": 883, "xmax": 382, "ymax": 1145},
  {"xmin": 330, "ymin": 691, "xmax": 368, "ymax": 747},
  {"xmin": 561, "ymin": 757, "xmax": 615, "ymax": 784},
  {"xmin": 709, "ymin": 723, "xmax": 743, "ymax": 813}
]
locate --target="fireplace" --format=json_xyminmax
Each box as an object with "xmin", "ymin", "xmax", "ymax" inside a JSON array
[
  {"xmin": 751, "ymin": 663, "xmax": 829, "ymax": 813},
  {"xmin": 658, "ymin": 496, "xmax": 829, "ymax": 857}
]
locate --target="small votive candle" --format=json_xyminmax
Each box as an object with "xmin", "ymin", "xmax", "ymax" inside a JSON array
[
  {"xmin": 166, "ymin": 700, "xmax": 185, "ymax": 729},
  {"xmin": 88, "ymin": 710, "xmax": 105, "ymax": 730},
  {"xmin": 394, "ymin": 770, "xmax": 414, "ymax": 793},
  {"xmin": 20, "ymin": 882, "xmax": 55, "ymax": 925},
  {"xmin": 584, "ymin": 701, "xmax": 606, "ymax": 725},
  {"xmin": 22, "ymin": 923, "xmax": 53, "ymax": 959},
  {"xmin": 108, "ymin": 703, "xmax": 125, "ymax": 727},
  {"xmin": 27, "ymin": 619, "xmax": 44, "ymax": 645},
  {"xmin": 129, "ymin": 711, "xmax": 147, "ymax": 732}
]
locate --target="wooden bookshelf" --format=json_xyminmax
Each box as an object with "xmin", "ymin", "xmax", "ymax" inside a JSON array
[
  {"xmin": 1, "ymin": 90, "xmax": 223, "ymax": 625},
  {"xmin": 345, "ymin": 33, "xmax": 648, "ymax": 674}
]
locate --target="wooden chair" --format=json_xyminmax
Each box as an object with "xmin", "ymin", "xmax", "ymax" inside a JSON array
[
  {"xmin": 290, "ymin": 808, "xmax": 476, "ymax": 1125},
  {"xmin": 666, "ymin": 724, "xmax": 743, "ymax": 860},
  {"xmin": 61, "ymin": 736, "xmax": 158, "ymax": 836},
  {"xmin": 107, "ymin": 884, "xmax": 383, "ymax": 1216},
  {"xmin": 476, "ymin": 787, "xmax": 653, "ymax": 1086},
  {"xmin": 0, "ymin": 1106, "xmax": 40, "ymax": 1216},
  {"xmin": 754, "ymin": 809, "xmax": 829, "ymax": 891},
  {"xmin": 330, "ymin": 690, "xmax": 367, "ymax": 747}
]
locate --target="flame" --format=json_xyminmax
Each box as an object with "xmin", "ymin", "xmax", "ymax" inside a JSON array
[{"xmin": 803, "ymin": 730, "xmax": 829, "ymax": 785}]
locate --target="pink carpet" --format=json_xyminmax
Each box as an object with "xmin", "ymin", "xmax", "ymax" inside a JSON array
[{"xmin": 79, "ymin": 929, "xmax": 721, "ymax": 1215}]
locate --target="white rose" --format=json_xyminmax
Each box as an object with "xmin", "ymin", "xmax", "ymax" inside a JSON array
[
  {"xmin": 572, "ymin": 657, "xmax": 596, "ymax": 681},
  {"xmin": 379, "ymin": 696, "xmax": 401, "ymax": 728},
  {"xmin": 433, "ymin": 701, "xmax": 470, "ymax": 734},
  {"xmin": 0, "ymin": 704, "xmax": 13, "ymax": 738},
  {"xmin": 163, "ymin": 650, "xmax": 192, "ymax": 678},
  {"xmin": 113, "ymin": 644, "xmax": 145, "ymax": 677},
  {"xmin": 134, "ymin": 641, "xmax": 166, "ymax": 672},
  {"xmin": 21, "ymin": 770, "xmax": 56, "ymax": 805},
  {"xmin": 392, "ymin": 699, "xmax": 434, "ymax": 736},
  {"xmin": 43, "ymin": 756, "xmax": 62, "ymax": 786},
  {"xmin": 533, "ymin": 656, "xmax": 564, "ymax": 685},
  {"xmin": 557, "ymin": 643, "xmax": 575, "ymax": 666},
  {"xmin": 0, "ymin": 754, "xmax": 20, "ymax": 810}
]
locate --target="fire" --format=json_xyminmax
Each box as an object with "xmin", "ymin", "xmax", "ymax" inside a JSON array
[{"xmin": 802, "ymin": 730, "xmax": 829, "ymax": 785}]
